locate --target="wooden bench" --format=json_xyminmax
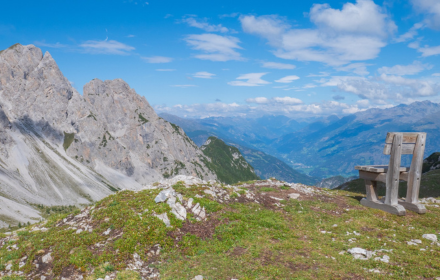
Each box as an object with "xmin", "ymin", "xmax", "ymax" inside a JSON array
[{"xmin": 355, "ymin": 132, "xmax": 427, "ymax": 216}]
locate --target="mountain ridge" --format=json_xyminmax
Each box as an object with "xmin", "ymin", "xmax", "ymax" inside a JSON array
[{"xmin": 0, "ymin": 43, "xmax": 217, "ymax": 227}]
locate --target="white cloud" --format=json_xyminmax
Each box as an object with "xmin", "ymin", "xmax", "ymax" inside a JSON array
[
  {"xmin": 228, "ymin": 73, "xmax": 270, "ymax": 86},
  {"xmin": 79, "ymin": 39, "xmax": 135, "ymax": 55},
  {"xmin": 321, "ymin": 74, "xmax": 440, "ymax": 104},
  {"xmin": 34, "ymin": 41, "xmax": 66, "ymax": 48},
  {"xmin": 303, "ymin": 84, "xmax": 317, "ymax": 89},
  {"xmin": 415, "ymin": 45, "xmax": 440, "ymax": 57},
  {"xmin": 240, "ymin": 0, "xmax": 395, "ymax": 66},
  {"xmin": 394, "ymin": 23, "xmax": 424, "ymax": 43},
  {"xmin": 273, "ymin": 96, "xmax": 302, "ymax": 104},
  {"xmin": 246, "ymin": 96, "xmax": 302, "ymax": 105},
  {"xmin": 378, "ymin": 61, "xmax": 432, "ymax": 76},
  {"xmin": 307, "ymin": 72, "xmax": 330, "ymax": 77},
  {"xmin": 185, "ymin": 33, "xmax": 243, "ymax": 61},
  {"xmin": 433, "ymin": 73, "xmax": 440, "ymax": 77},
  {"xmin": 261, "ymin": 62, "xmax": 296, "ymax": 69},
  {"xmin": 142, "ymin": 56, "xmax": 173, "ymax": 63},
  {"xmin": 154, "ymin": 99, "xmax": 369, "ymax": 118},
  {"xmin": 171, "ymin": 85, "xmax": 198, "ymax": 88},
  {"xmin": 127, "ymin": 34, "xmax": 136, "ymax": 38},
  {"xmin": 156, "ymin": 69, "xmax": 176, "ymax": 71},
  {"xmin": 275, "ymin": 75, "xmax": 300, "ymax": 83},
  {"xmin": 181, "ymin": 16, "xmax": 229, "ymax": 33},
  {"xmin": 411, "ymin": 0, "xmax": 440, "ymax": 30},
  {"xmin": 193, "ymin": 71, "xmax": 216, "ymax": 79},
  {"xmin": 246, "ymin": 97, "xmax": 269, "ymax": 104},
  {"xmin": 336, "ymin": 63, "xmax": 369, "ymax": 75}
]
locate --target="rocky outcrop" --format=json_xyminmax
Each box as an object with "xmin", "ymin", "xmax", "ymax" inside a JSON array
[{"xmin": 0, "ymin": 43, "xmax": 216, "ymax": 227}]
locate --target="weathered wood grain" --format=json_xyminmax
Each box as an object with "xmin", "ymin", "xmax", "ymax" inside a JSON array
[
  {"xmin": 406, "ymin": 133, "xmax": 426, "ymax": 204},
  {"xmin": 365, "ymin": 180, "xmax": 378, "ymax": 202},
  {"xmin": 385, "ymin": 132, "xmax": 418, "ymax": 144},
  {"xmin": 355, "ymin": 165, "xmax": 409, "ymax": 173},
  {"xmin": 360, "ymin": 198, "xmax": 406, "ymax": 215},
  {"xmin": 383, "ymin": 143, "xmax": 415, "ymax": 155},
  {"xmin": 398, "ymin": 200, "xmax": 427, "ymax": 214},
  {"xmin": 385, "ymin": 133, "xmax": 402, "ymax": 206}
]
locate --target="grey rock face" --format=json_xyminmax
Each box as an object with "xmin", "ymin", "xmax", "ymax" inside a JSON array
[{"xmin": 0, "ymin": 43, "xmax": 216, "ymax": 227}]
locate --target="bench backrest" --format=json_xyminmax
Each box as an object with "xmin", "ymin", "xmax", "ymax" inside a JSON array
[
  {"xmin": 383, "ymin": 132, "xmax": 426, "ymax": 155},
  {"xmin": 382, "ymin": 132, "xmax": 426, "ymax": 204}
]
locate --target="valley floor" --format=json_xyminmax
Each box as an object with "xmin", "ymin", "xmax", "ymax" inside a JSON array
[{"xmin": 1, "ymin": 178, "xmax": 439, "ymax": 279}]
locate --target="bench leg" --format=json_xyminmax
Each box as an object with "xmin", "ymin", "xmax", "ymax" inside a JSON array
[
  {"xmin": 398, "ymin": 200, "xmax": 426, "ymax": 214},
  {"xmin": 365, "ymin": 180, "xmax": 378, "ymax": 202},
  {"xmin": 360, "ymin": 179, "xmax": 406, "ymax": 216},
  {"xmin": 360, "ymin": 198, "xmax": 406, "ymax": 216}
]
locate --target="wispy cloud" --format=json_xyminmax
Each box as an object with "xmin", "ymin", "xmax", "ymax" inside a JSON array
[
  {"xmin": 80, "ymin": 39, "xmax": 135, "ymax": 55},
  {"xmin": 261, "ymin": 62, "xmax": 296, "ymax": 69},
  {"xmin": 156, "ymin": 69, "xmax": 176, "ymax": 71},
  {"xmin": 193, "ymin": 71, "xmax": 216, "ymax": 79},
  {"xmin": 410, "ymin": 0, "xmax": 440, "ymax": 30},
  {"xmin": 142, "ymin": 56, "xmax": 173, "ymax": 63},
  {"xmin": 378, "ymin": 61, "xmax": 432, "ymax": 75},
  {"xmin": 307, "ymin": 72, "xmax": 330, "ymax": 77},
  {"xmin": 34, "ymin": 41, "xmax": 67, "ymax": 48},
  {"xmin": 433, "ymin": 73, "xmax": 440, "ymax": 77},
  {"xmin": 185, "ymin": 33, "xmax": 243, "ymax": 61},
  {"xmin": 228, "ymin": 73, "xmax": 270, "ymax": 86},
  {"xmin": 181, "ymin": 16, "xmax": 229, "ymax": 33},
  {"xmin": 126, "ymin": 34, "xmax": 136, "ymax": 38},
  {"xmin": 275, "ymin": 75, "xmax": 300, "ymax": 83}
]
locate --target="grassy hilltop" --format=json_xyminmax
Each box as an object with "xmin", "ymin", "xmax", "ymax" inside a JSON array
[{"xmin": 1, "ymin": 177, "xmax": 440, "ymax": 280}]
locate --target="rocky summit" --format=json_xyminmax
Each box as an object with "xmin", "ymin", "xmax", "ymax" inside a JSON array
[{"xmin": 0, "ymin": 44, "xmax": 216, "ymax": 227}]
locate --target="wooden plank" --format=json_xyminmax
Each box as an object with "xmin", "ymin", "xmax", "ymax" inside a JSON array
[
  {"xmin": 355, "ymin": 165, "xmax": 409, "ymax": 173},
  {"xmin": 406, "ymin": 133, "xmax": 426, "ymax": 204},
  {"xmin": 398, "ymin": 200, "xmax": 426, "ymax": 214},
  {"xmin": 383, "ymin": 143, "xmax": 415, "ymax": 155},
  {"xmin": 365, "ymin": 180, "xmax": 378, "ymax": 202},
  {"xmin": 385, "ymin": 133, "xmax": 402, "ymax": 206},
  {"xmin": 385, "ymin": 132, "xmax": 419, "ymax": 144},
  {"xmin": 358, "ymin": 170, "xmax": 408, "ymax": 182},
  {"xmin": 359, "ymin": 171, "xmax": 387, "ymax": 183},
  {"xmin": 360, "ymin": 198, "xmax": 406, "ymax": 216}
]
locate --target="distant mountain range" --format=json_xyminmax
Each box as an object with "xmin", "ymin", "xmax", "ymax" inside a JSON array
[
  {"xmin": 160, "ymin": 113, "xmax": 320, "ymax": 185},
  {"xmin": 161, "ymin": 100, "xmax": 440, "ymax": 179}
]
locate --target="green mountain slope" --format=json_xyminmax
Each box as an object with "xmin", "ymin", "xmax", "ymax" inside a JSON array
[
  {"xmin": 159, "ymin": 113, "xmax": 320, "ymax": 185},
  {"xmin": 423, "ymin": 152, "xmax": 440, "ymax": 173},
  {"xmin": 200, "ymin": 137, "xmax": 260, "ymax": 184}
]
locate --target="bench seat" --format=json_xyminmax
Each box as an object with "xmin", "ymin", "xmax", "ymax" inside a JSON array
[{"xmin": 355, "ymin": 165, "xmax": 410, "ymax": 173}]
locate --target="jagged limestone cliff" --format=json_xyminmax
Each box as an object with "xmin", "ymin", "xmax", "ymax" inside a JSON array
[{"xmin": 0, "ymin": 44, "xmax": 216, "ymax": 227}]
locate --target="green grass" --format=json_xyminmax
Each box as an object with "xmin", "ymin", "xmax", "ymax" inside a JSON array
[
  {"xmin": 63, "ymin": 132, "xmax": 75, "ymax": 151},
  {"xmin": 1, "ymin": 181, "xmax": 440, "ymax": 279}
]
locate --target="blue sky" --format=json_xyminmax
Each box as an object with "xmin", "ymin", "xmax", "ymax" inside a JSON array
[{"xmin": 1, "ymin": 0, "xmax": 440, "ymax": 118}]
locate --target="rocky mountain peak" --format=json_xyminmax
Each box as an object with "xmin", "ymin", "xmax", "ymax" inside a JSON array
[{"xmin": 0, "ymin": 44, "xmax": 217, "ymax": 227}]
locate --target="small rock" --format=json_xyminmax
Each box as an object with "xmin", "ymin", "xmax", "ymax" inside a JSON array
[
  {"xmin": 288, "ymin": 193, "xmax": 300, "ymax": 199},
  {"xmin": 75, "ymin": 229, "xmax": 83, "ymax": 234},
  {"xmin": 42, "ymin": 253, "xmax": 53, "ymax": 263},
  {"xmin": 155, "ymin": 213, "xmax": 171, "ymax": 227},
  {"xmin": 374, "ymin": 255, "xmax": 390, "ymax": 263},
  {"xmin": 192, "ymin": 276, "xmax": 203, "ymax": 280},
  {"xmin": 103, "ymin": 228, "xmax": 111, "ymax": 235},
  {"xmin": 422, "ymin": 234, "xmax": 437, "ymax": 242},
  {"xmin": 155, "ymin": 188, "xmax": 175, "ymax": 203},
  {"xmin": 347, "ymin": 248, "xmax": 372, "ymax": 260}
]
